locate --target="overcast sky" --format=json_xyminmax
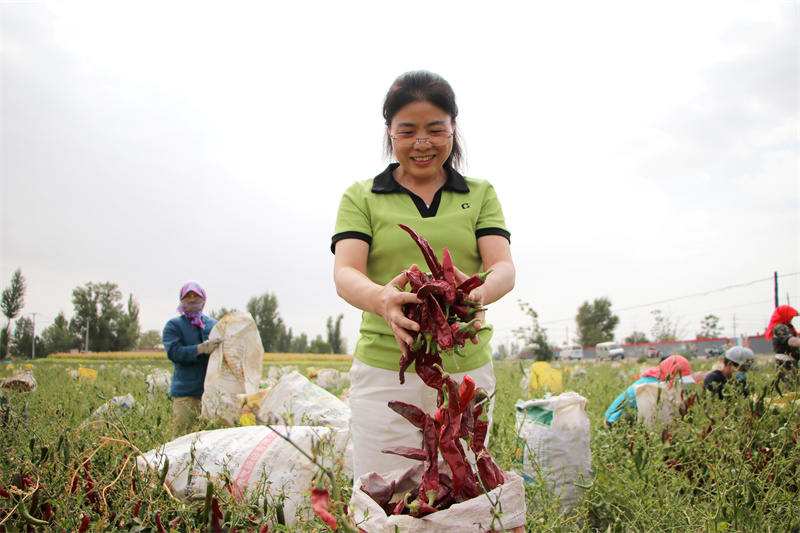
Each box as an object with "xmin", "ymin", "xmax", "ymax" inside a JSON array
[{"xmin": 2, "ymin": 0, "xmax": 798, "ymax": 352}]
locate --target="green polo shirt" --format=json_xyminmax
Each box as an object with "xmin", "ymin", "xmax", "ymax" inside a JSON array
[{"xmin": 331, "ymin": 163, "xmax": 510, "ymax": 373}]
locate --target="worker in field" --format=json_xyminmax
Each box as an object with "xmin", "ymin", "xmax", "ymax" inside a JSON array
[
  {"xmin": 703, "ymin": 346, "xmax": 755, "ymax": 400},
  {"xmin": 765, "ymin": 305, "xmax": 800, "ymax": 383},
  {"xmin": 604, "ymin": 355, "xmax": 696, "ymax": 425},
  {"xmin": 162, "ymin": 280, "xmax": 221, "ymax": 434}
]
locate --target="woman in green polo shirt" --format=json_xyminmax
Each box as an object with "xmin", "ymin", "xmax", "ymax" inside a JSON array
[{"xmin": 331, "ymin": 70, "xmax": 516, "ymax": 482}]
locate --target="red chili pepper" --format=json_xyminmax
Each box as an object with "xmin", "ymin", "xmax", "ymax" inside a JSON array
[
  {"xmin": 470, "ymin": 403, "xmax": 504, "ymax": 491},
  {"xmin": 441, "ymin": 247, "xmax": 457, "ymax": 304},
  {"xmin": 0, "ymin": 485, "xmax": 9, "ymax": 499},
  {"xmin": 458, "ymin": 376, "xmax": 476, "ymax": 414},
  {"xmin": 155, "ymin": 511, "xmax": 166, "ymax": 533},
  {"xmin": 133, "ymin": 498, "xmax": 142, "ymax": 518},
  {"xmin": 398, "ymin": 224, "xmax": 444, "ymax": 280},
  {"xmin": 456, "ymin": 269, "xmax": 493, "ymax": 294},
  {"xmin": 78, "ymin": 513, "xmax": 89, "ymax": 533},
  {"xmin": 260, "ymin": 525, "xmax": 270, "ymax": 533},
  {"xmin": 381, "ymin": 446, "xmax": 427, "ymax": 462},
  {"xmin": 310, "ymin": 486, "xmax": 337, "ymax": 529},
  {"xmin": 417, "ymin": 279, "xmax": 451, "ymax": 300},
  {"xmin": 388, "ymin": 401, "xmax": 428, "ymax": 429},
  {"xmin": 426, "ymin": 295, "xmax": 453, "ymax": 351}
]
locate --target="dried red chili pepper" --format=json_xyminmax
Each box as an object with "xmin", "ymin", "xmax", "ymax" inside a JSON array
[
  {"xmin": 457, "ymin": 269, "xmax": 493, "ymax": 294},
  {"xmin": 470, "ymin": 403, "xmax": 504, "ymax": 491},
  {"xmin": 381, "ymin": 446, "xmax": 427, "ymax": 462},
  {"xmin": 310, "ymin": 486, "xmax": 337, "ymax": 529},
  {"xmin": 78, "ymin": 512, "xmax": 89, "ymax": 533},
  {"xmin": 388, "ymin": 401, "xmax": 428, "ymax": 429},
  {"xmin": 441, "ymin": 248, "xmax": 457, "ymax": 304},
  {"xmin": 398, "ymin": 224, "xmax": 444, "ymax": 280},
  {"xmin": 155, "ymin": 511, "xmax": 166, "ymax": 533}
]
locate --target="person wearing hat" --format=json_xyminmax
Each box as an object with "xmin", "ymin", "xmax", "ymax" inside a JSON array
[
  {"xmin": 765, "ymin": 305, "xmax": 800, "ymax": 383},
  {"xmin": 605, "ymin": 355, "xmax": 696, "ymax": 425},
  {"xmin": 703, "ymin": 346, "xmax": 755, "ymax": 400},
  {"xmin": 162, "ymin": 281, "xmax": 221, "ymax": 434}
]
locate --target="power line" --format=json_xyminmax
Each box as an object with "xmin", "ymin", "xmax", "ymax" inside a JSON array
[{"xmin": 540, "ymin": 272, "xmax": 799, "ymax": 326}]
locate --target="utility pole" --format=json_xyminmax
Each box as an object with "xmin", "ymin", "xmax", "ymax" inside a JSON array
[
  {"xmin": 774, "ymin": 271, "xmax": 779, "ymax": 308},
  {"xmin": 84, "ymin": 316, "xmax": 90, "ymax": 353},
  {"xmin": 30, "ymin": 313, "xmax": 38, "ymax": 359}
]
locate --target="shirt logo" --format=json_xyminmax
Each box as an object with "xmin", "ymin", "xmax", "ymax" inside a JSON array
[{"xmin": 461, "ymin": 203, "xmax": 470, "ymax": 209}]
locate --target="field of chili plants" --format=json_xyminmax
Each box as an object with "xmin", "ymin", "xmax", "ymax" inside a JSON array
[{"xmin": 0, "ymin": 355, "xmax": 798, "ymax": 532}]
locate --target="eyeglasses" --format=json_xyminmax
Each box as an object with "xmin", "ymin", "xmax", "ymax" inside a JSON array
[{"xmin": 390, "ymin": 131, "xmax": 453, "ymax": 147}]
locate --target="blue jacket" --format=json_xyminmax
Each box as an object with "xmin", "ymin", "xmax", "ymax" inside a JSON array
[
  {"xmin": 605, "ymin": 376, "xmax": 658, "ymax": 424},
  {"xmin": 163, "ymin": 315, "xmax": 218, "ymax": 398}
]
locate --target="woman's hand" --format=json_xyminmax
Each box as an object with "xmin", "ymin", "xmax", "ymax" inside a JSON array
[{"xmin": 379, "ymin": 266, "xmax": 423, "ymax": 356}]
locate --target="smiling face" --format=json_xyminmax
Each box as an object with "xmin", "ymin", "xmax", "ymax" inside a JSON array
[{"xmin": 389, "ymin": 100, "xmax": 454, "ymax": 187}]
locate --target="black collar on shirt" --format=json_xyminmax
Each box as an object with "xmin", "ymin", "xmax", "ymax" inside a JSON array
[
  {"xmin": 371, "ymin": 163, "xmax": 470, "ymax": 194},
  {"xmin": 372, "ymin": 163, "xmax": 469, "ymax": 218}
]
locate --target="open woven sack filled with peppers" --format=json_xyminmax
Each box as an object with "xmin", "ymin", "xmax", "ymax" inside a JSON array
[{"xmin": 312, "ymin": 224, "xmax": 525, "ymax": 532}]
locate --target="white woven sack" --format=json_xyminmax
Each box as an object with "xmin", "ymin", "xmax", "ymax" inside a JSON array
[
  {"xmin": 256, "ymin": 370, "xmax": 350, "ymax": 428},
  {"xmin": 633, "ymin": 381, "xmax": 684, "ymax": 426},
  {"xmin": 137, "ymin": 425, "xmax": 350, "ymax": 527},
  {"xmin": 201, "ymin": 312, "xmax": 263, "ymax": 425},
  {"xmin": 514, "ymin": 391, "xmax": 592, "ymax": 512},
  {"xmin": 352, "ymin": 461, "xmax": 526, "ymax": 533}
]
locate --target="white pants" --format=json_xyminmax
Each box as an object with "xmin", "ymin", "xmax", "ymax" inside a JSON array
[{"xmin": 348, "ymin": 358, "xmax": 496, "ymax": 483}]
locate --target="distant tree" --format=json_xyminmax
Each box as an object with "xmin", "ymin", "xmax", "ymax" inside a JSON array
[
  {"xmin": 624, "ymin": 331, "xmax": 650, "ymax": 345},
  {"xmin": 308, "ymin": 335, "xmax": 331, "ymax": 354},
  {"xmin": 697, "ymin": 314, "xmax": 724, "ymax": 339},
  {"xmin": 246, "ymin": 293, "xmax": 286, "ymax": 352},
  {"xmin": 208, "ymin": 307, "xmax": 237, "ymax": 320},
  {"xmin": 327, "ymin": 314, "xmax": 345, "ymax": 354},
  {"xmin": 650, "ymin": 309, "xmax": 687, "ymax": 342},
  {"xmin": 138, "ymin": 329, "xmax": 162, "ymax": 350},
  {"xmin": 116, "ymin": 295, "xmax": 141, "ymax": 350},
  {"xmin": 575, "ymin": 297, "xmax": 619, "ymax": 347},
  {"xmin": 514, "ymin": 300, "xmax": 554, "ymax": 361},
  {"xmin": 10, "ymin": 316, "xmax": 43, "ymax": 358},
  {"xmin": 69, "ymin": 282, "xmax": 139, "ymax": 352},
  {"xmin": 290, "ymin": 332, "xmax": 308, "ymax": 353},
  {"xmin": 1, "ymin": 268, "xmax": 26, "ymax": 360},
  {"xmin": 41, "ymin": 311, "xmax": 78, "ymax": 355},
  {"xmin": 276, "ymin": 327, "xmax": 294, "ymax": 353}
]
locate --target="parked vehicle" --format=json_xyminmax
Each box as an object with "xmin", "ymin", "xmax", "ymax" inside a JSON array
[
  {"xmin": 558, "ymin": 344, "xmax": 584, "ymax": 360},
  {"xmin": 596, "ymin": 341, "xmax": 625, "ymax": 360}
]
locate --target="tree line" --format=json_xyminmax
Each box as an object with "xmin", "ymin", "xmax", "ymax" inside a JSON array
[
  {"xmin": 0, "ymin": 268, "xmax": 346, "ymax": 359},
  {"xmin": 514, "ymin": 296, "xmax": 725, "ymax": 361}
]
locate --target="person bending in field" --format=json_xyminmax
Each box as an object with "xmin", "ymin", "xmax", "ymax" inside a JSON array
[
  {"xmin": 703, "ymin": 346, "xmax": 754, "ymax": 400},
  {"xmin": 765, "ymin": 305, "xmax": 800, "ymax": 384},
  {"xmin": 604, "ymin": 355, "xmax": 696, "ymax": 425},
  {"xmin": 162, "ymin": 281, "xmax": 221, "ymax": 434}
]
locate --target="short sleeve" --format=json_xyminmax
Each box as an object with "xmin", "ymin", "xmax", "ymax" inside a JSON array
[
  {"xmin": 331, "ymin": 181, "xmax": 373, "ymax": 253},
  {"xmin": 475, "ymin": 182, "xmax": 510, "ymax": 241}
]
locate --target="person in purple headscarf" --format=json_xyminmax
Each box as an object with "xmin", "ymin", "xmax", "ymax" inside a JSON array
[{"xmin": 162, "ymin": 280, "xmax": 220, "ymax": 434}]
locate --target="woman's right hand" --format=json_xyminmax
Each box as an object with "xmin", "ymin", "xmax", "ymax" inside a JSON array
[{"xmin": 378, "ymin": 267, "xmax": 423, "ymax": 356}]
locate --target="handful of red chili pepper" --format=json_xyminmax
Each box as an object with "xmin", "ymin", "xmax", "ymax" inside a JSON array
[
  {"xmin": 360, "ymin": 225, "xmax": 505, "ymax": 517},
  {"xmin": 396, "ymin": 223, "xmax": 493, "ymax": 385}
]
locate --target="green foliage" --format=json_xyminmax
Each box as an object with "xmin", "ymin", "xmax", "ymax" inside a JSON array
[
  {"xmin": 651, "ymin": 308, "xmax": 687, "ymax": 342},
  {"xmin": 208, "ymin": 307, "xmax": 237, "ymax": 320},
  {"xmin": 698, "ymin": 314, "xmax": 725, "ymax": 339},
  {"xmin": 41, "ymin": 312, "xmax": 78, "ymax": 355},
  {"xmin": 138, "ymin": 329, "xmax": 162, "ymax": 350},
  {"xmin": 2, "ymin": 354, "xmax": 796, "ymax": 532},
  {"xmin": 10, "ymin": 316, "xmax": 45, "ymax": 358},
  {"xmin": 575, "ymin": 297, "xmax": 620, "ymax": 347},
  {"xmin": 308, "ymin": 335, "xmax": 332, "ymax": 354},
  {"xmin": 326, "ymin": 314, "xmax": 345, "ymax": 354},
  {"xmin": 624, "ymin": 330, "xmax": 650, "ymax": 345},
  {"xmin": 246, "ymin": 292, "xmax": 286, "ymax": 352},
  {"xmin": 68, "ymin": 282, "xmax": 140, "ymax": 352},
  {"xmin": 1, "ymin": 268, "xmax": 26, "ymax": 360},
  {"xmin": 514, "ymin": 300, "xmax": 553, "ymax": 361}
]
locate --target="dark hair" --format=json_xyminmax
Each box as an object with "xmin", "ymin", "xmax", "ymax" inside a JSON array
[{"xmin": 382, "ymin": 70, "xmax": 465, "ymax": 171}]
